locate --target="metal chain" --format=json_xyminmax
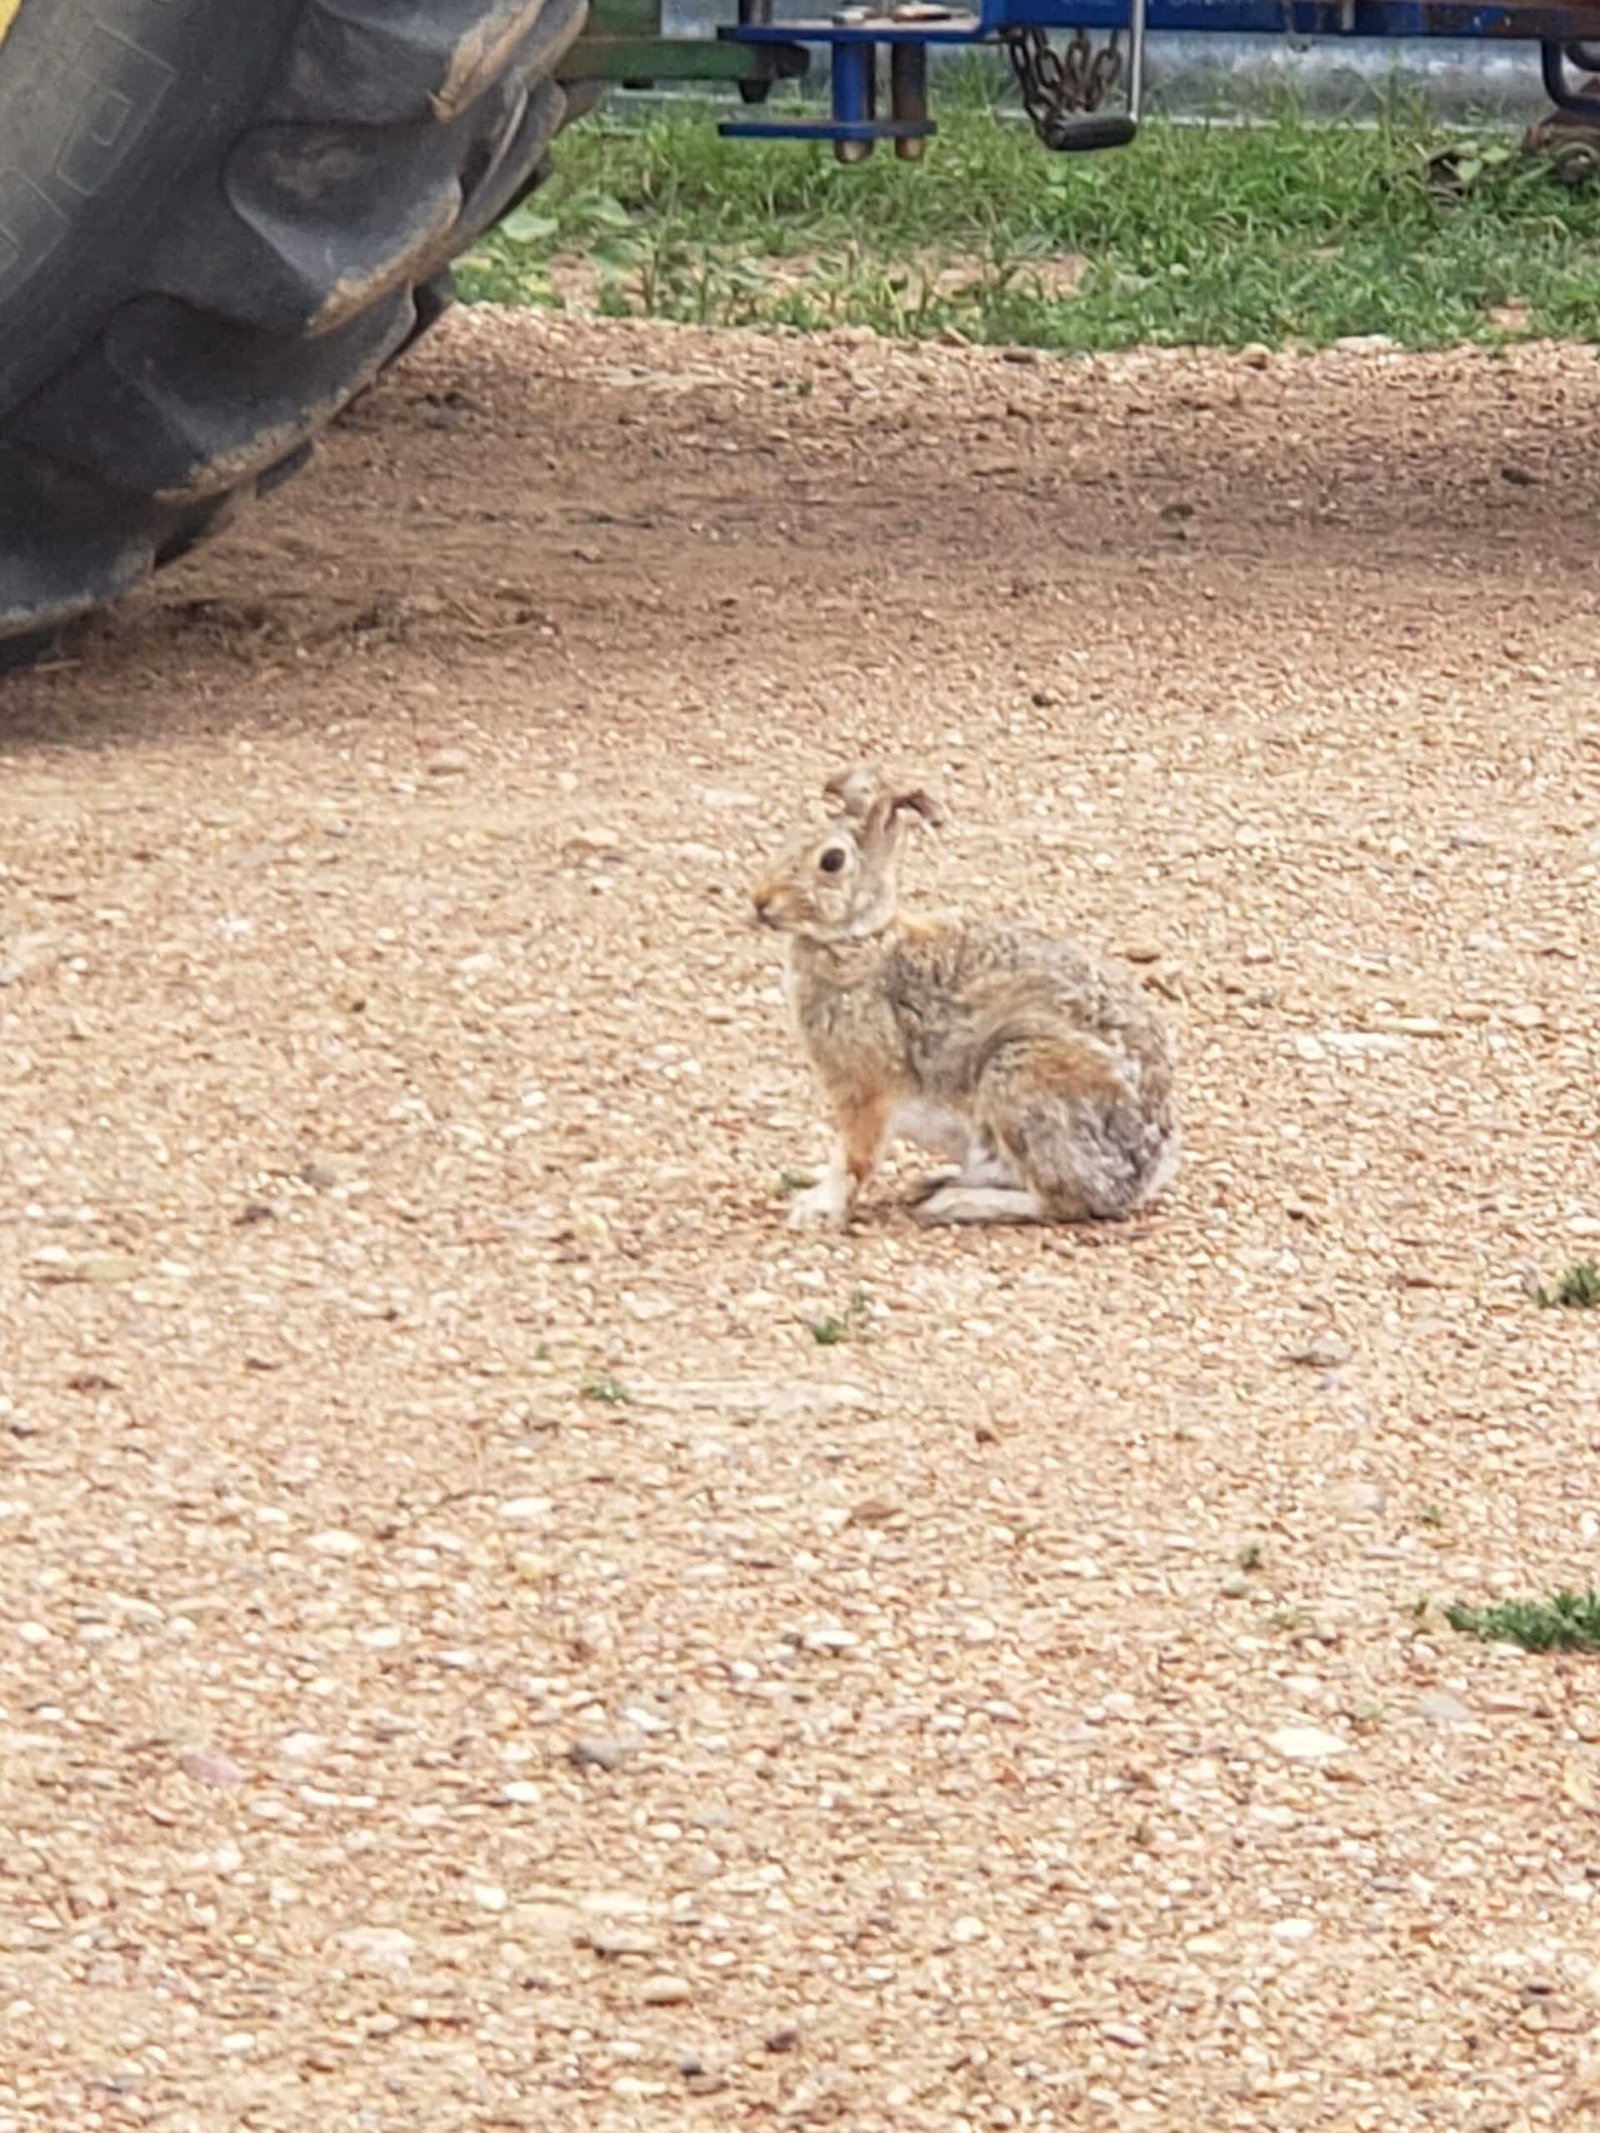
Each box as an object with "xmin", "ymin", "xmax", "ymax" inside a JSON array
[
  {"xmin": 1002, "ymin": 25, "xmax": 1123, "ymax": 148},
  {"xmin": 1278, "ymin": 0, "xmax": 1311, "ymax": 51}
]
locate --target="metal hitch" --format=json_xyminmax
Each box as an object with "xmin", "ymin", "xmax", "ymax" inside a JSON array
[
  {"xmin": 1001, "ymin": 9, "xmax": 1145, "ymax": 151},
  {"xmin": 719, "ymin": 1, "xmax": 1143, "ymax": 157}
]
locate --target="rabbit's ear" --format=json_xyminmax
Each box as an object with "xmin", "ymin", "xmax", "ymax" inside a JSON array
[
  {"xmin": 822, "ymin": 767, "xmax": 881, "ymax": 821},
  {"xmin": 864, "ymin": 786, "xmax": 943, "ymax": 842}
]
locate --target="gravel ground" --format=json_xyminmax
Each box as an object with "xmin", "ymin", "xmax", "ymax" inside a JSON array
[{"xmin": 2, "ymin": 309, "xmax": 1599, "ymax": 2131}]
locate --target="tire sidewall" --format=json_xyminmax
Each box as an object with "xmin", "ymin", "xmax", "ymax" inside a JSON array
[{"xmin": 0, "ymin": 0, "xmax": 303, "ymax": 404}]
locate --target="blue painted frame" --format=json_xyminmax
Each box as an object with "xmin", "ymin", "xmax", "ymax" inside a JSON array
[{"xmin": 719, "ymin": 0, "xmax": 1600, "ymax": 149}]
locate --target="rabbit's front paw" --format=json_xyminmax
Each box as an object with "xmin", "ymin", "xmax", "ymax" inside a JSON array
[{"xmin": 787, "ymin": 1180, "xmax": 849, "ymax": 1231}]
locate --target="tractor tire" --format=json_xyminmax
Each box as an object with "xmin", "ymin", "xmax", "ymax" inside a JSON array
[{"xmin": 0, "ymin": 0, "xmax": 588, "ymax": 650}]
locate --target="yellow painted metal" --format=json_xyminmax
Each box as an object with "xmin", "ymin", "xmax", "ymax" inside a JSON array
[{"xmin": 0, "ymin": 0, "xmax": 22, "ymax": 45}]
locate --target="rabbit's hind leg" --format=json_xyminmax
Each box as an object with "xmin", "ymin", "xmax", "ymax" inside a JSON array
[
  {"xmin": 904, "ymin": 1127, "xmax": 1020, "ymax": 1214},
  {"xmin": 910, "ymin": 1180, "xmax": 1045, "ymax": 1226},
  {"xmin": 974, "ymin": 1035, "xmax": 1158, "ymax": 1225}
]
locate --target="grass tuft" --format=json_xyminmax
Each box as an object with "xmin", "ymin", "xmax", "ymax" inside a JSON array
[
  {"xmin": 1536, "ymin": 1260, "xmax": 1600, "ymax": 1309},
  {"xmin": 1446, "ymin": 1588, "xmax": 1600, "ymax": 1652},
  {"xmin": 460, "ymin": 96, "xmax": 1600, "ymax": 352},
  {"xmin": 809, "ymin": 1288, "xmax": 874, "ymax": 1346}
]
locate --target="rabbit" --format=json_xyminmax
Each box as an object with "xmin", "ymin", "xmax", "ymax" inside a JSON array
[{"xmin": 751, "ymin": 767, "xmax": 1180, "ymax": 1230}]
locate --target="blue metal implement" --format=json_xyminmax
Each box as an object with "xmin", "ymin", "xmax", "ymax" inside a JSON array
[{"xmin": 715, "ymin": 0, "xmax": 1600, "ymax": 158}]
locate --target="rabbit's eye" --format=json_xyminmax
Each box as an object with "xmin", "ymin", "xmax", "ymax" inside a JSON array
[{"xmin": 818, "ymin": 848, "xmax": 847, "ymax": 875}]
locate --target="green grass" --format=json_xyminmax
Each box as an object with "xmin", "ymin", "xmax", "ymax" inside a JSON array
[
  {"xmin": 458, "ymin": 93, "xmax": 1600, "ymax": 351},
  {"xmin": 581, "ymin": 1371, "xmax": 633, "ymax": 1405},
  {"xmin": 1446, "ymin": 1588, "xmax": 1600, "ymax": 1652},
  {"xmin": 809, "ymin": 1288, "xmax": 874, "ymax": 1346},
  {"xmin": 1535, "ymin": 1260, "xmax": 1600, "ymax": 1309}
]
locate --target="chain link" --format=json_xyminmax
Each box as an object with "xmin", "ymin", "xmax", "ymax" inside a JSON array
[{"xmin": 1002, "ymin": 25, "xmax": 1123, "ymax": 149}]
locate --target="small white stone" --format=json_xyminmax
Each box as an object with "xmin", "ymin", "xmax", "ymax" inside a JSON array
[
  {"xmin": 951, "ymin": 1915, "xmax": 987, "ymax": 1944},
  {"xmin": 1321, "ymin": 1029, "xmax": 1404, "ymax": 1056},
  {"xmin": 579, "ymin": 1890, "xmax": 651, "ymax": 1919},
  {"xmin": 640, "ymin": 1973, "xmax": 693, "ymax": 2005},
  {"xmin": 472, "ymin": 1884, "xmax": 509, "ymax": 1913},
  {"xmin": 1268, "ymin": 1725, "xmax": 1349, "ymax": 1763},
  {"xmin": 307, "ymin": 1529, "xmax": 363, "ymax": 1557},
  {"xmin": 499, "ymin": 1496, "xmax": 554, "ymax": 1523},
  {"xmin": 1289, "ymin": 1330, "xmax": 1351, "ymax": 1369},
  {"xmin": 802, "ymin": 1626, "xmax": 859, "ymax": 1654},
  {"xmin": 333, "ymin": 1926, "xmax": 416, "ymax": 1974},
  {"xmin": 1272, "ymin": 1917, "xmax": 1317, "ymax": 1942}
]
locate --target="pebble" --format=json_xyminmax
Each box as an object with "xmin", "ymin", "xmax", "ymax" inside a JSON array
[
  {"xmin": 1417, "ymin": 1690, "xmax": 1470, "ymax": 1725},
  {"xmin": 801, "ymin": 1626, "xmax": 860, "ymax": 1654},
  {"xmin": 1288, "ymin": 1330, "xmax": 1352, "ymax": 1368},
  {"xmin": 579, "ymin": 1890, "xmax": 651, "ymax": 1918},
  {"xmin": 1103, "ymin": 2021, "xmax": 1149, "ymax": 2048},
  {"xmin": 29, "ymin": 1250, "xmax": 142, "ymax": 1285},
  {"xmin": 307, "ymin": 1528, "xmax": 363, "ymax": 1557},
  {"xmin": 1272, "ymin": 1918, "xmax": 1317, "ymax": 1942},
  {"xmin": 951, "ymin": 1915, "xmax": 987, "ymax": 1943},
  {"xmin": 568, "ymin": 1735, "xmax": 639, "ymax": 1770},
  {"xmin": 472, "ymin": 1883, "xmax": 509, "ymax": 1913},
  {"xmin": 1331, "ymin": 1480, "xmax": 1387, "ymax": 1518},
  {"xmin": 333, "ymin": 1926, "xmax": 415, "ymax": 1974},
  {"xmin": 640, "ymin": 1974, "xmax": 694, "ymax": 2006},
  {"xmin": 1268, "ymin": 1725, "xmax": 1350, "ymax": 1763},
  {"xmin": 424, "ymin": 748, "xmax": 471, "ymax": 777},
  {"xmin": 498, "ymin": 1496, "xmax": 554, "ymax": 1523},
  {"xmin": 585, "ymin": 1925, "xmax": 658, "ymax": 1957},
  {"xmin": 179, "ymin": 1748, "xmax": 250, "ymax": 1788},
  {"xmin": 1321, "ymin": 1030, "xmax": 1405, "ymax": 1057},
  {"xmin": 1239, "ymin": 343, "xmax": 1271, "ymax": 369}
]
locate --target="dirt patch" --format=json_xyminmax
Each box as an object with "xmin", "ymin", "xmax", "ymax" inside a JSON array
[{"xmin": 1, "ymin": 310, "xmax": 1598, "ymax": 2129}]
